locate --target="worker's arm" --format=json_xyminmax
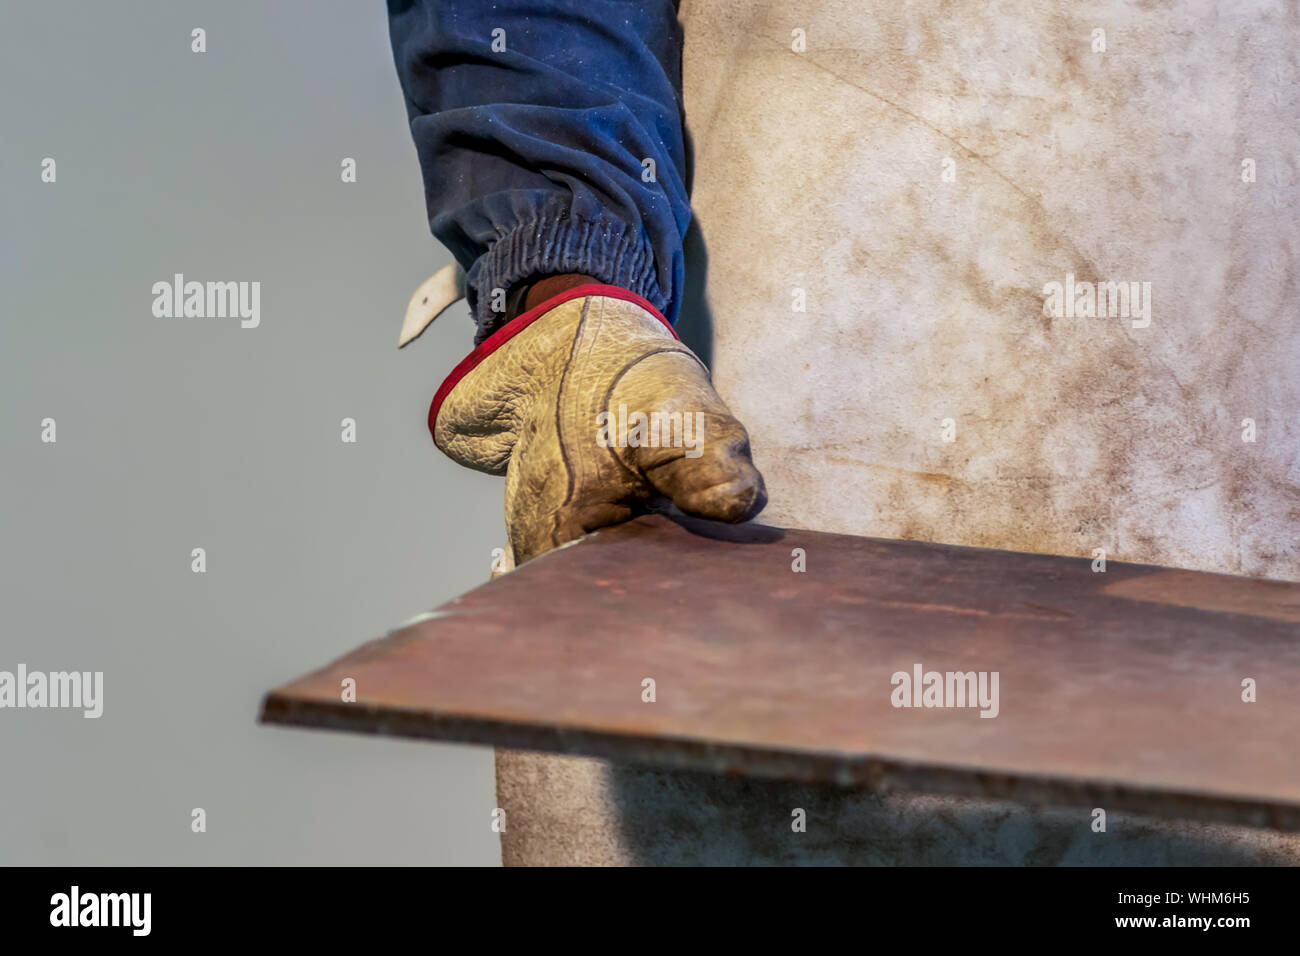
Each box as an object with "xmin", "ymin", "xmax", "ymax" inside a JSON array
[
  {"xmin": 387, "ymin": 0, "xmax": 691, "ymax": 343},
  {"xmin": 388, "ymin": 1, "xmax": 765, "ymax": 565}
]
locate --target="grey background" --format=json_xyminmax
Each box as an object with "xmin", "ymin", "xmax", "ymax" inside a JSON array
[{"xmin": 1, "ymin": 1, "xmax": 503, "ymax": 864}]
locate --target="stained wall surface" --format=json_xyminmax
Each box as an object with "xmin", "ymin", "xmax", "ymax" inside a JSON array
[{"xmin": 499, "ymin": 0, "xmax": 1300, "ymax": 865}]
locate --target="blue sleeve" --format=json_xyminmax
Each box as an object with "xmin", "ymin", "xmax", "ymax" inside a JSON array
[{"xmin": 387, "ymin": 0, "xmax": 690, "ymax": 342}]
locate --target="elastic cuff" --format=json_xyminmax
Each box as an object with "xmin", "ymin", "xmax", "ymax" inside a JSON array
[{"xmin": 465, "ymin": 204, "xmax": 667, "ymax": 343}]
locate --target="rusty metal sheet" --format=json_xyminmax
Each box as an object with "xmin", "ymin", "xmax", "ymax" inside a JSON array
[{"xmin": 260, "ymin": 515, "xmax": 1300, "ymax": 829}]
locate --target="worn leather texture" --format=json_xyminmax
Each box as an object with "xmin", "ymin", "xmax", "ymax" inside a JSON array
[
  {"xmin": 495, "ymin": 0, "xmax": 1300, "ymax": 865},
  {"xmin": 435, "ymin": 292, "xmax": 765, "ymax": 564}
]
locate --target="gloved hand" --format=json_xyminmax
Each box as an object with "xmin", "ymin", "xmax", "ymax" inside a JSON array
[{"xmin": 430, "ymin": 284, "xmax": 766, "ymax": 565}]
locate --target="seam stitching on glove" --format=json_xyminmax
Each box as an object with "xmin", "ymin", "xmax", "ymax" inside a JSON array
[
  {"xmin": 428, "ymin": 284, "xmax": 677, "ymax": 450},
  {"xmin": 556, "ymin": 297, "xmax": 592, "ymax": 512},
  {"xmin": 599, "ymin": 347, "xmax": 701, "ymax": 486}
]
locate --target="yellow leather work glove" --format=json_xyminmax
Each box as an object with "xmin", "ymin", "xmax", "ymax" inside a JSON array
[{"xmin": 429, "ymin": 284, "xmax": 767, "ymax": 565}]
